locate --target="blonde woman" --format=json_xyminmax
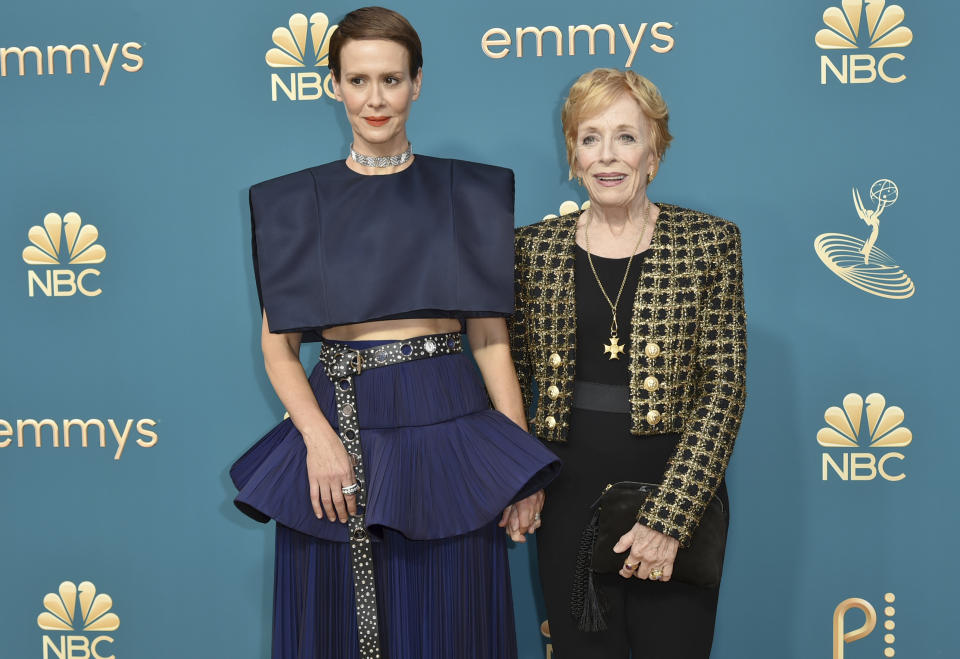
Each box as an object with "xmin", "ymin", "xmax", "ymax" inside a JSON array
[{"xmin": 511, "ymin": 68, "xmax": 746, "ymax": 657}]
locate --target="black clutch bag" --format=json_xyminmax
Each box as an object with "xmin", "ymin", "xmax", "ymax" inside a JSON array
[{"xmin": 570, "ymin": 481, "xmax": 728, "ymax": 632}]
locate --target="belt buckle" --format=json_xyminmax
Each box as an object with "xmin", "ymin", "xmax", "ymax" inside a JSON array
[{"xmin": 353, "ymin": 350, "xmax": 364, "ymax": 375}]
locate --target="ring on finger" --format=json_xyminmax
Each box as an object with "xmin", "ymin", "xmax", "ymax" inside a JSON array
[
  {"xmin": 623, "ymin": 562, "xmax": 639, "ymax": 572},
  {"xmin": 341, "ymin": 483, "xmax": 360, "ymax": 495},
  {"xmin": 649, "ymin": 567, "xmax": 663, "ymax": 580}
]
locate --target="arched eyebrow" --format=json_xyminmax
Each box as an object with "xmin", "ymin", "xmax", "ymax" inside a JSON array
[
  {"xmin": 341, "ymin": 69, "xmax": 406, "ymax": 78},
  {"xmin": 579, "ymin": 122, "xmax": 643, "ymax": 133}
]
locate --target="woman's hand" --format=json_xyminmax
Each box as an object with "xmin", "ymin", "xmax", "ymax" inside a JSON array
[
  {"xmin": 304, "ymin": 431, "xmax": 358, "ymax": 523},
  {"xmin": 613, "ymin": 522, "xmax": 679, "ymax": 581},
  {"xmin": 498, "ymin": 490, "xmax": 545, "ymax": 542},
  {"xmin": 467, "ymin": 318, "xmax": 547, "ymax": 543},
  {"xmin": 260, "ymin": 311, "xmax": 359, "ymax": 524}
]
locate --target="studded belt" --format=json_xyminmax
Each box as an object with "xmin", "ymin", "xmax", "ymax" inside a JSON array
[{"xmin": 317, "ymin": 331, "xmax": 463, "ymax": 658}]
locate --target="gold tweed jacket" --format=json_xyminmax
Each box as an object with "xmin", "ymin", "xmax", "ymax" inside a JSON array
[{"xmin": 509, "ymin": 204, "xmax": 746, "ymax": 545}]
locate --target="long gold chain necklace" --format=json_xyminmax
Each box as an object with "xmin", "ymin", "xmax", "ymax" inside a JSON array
[{"xmin": 583, "ymin": 201, "xmax": 652, "ymax": 360}]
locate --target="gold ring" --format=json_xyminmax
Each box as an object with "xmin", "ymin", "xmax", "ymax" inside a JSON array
[
  {"xmin": 649, "ymin": 568, "xmax": 663, "ymax": 580},
  {"xmin": 623, "ymin": 562, "xmax": 639, "ymax": 572}
]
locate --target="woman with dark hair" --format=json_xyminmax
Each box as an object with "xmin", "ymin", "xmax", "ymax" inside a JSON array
[{"xmin": 230, "ymin": 7, "xmax": 559, "ymax": 659}]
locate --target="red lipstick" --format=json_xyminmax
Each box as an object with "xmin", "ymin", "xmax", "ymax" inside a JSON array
[{"xmin": 364, "ymin": 116, "xmax": 389, "ymax": 127}]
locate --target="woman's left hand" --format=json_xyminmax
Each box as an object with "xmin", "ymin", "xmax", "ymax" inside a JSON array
[
  {"xmin": 614, "ymin": 523, "xmax": 679, "ymax": 581},
  {"xmin": 498, "ymin": 490, "xmax": 545, "ymax": 543}
]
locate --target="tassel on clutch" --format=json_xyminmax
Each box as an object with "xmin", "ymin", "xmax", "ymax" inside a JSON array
[{"xmin": 570, "ymin": 481, "xmax": 728, "ymax": 632}]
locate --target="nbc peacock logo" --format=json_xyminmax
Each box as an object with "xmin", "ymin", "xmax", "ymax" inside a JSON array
[
  {"xmin": 37, "ymin": 581, "xmax": 119, "ymax": 659},
  {"xmin": 814, "ymin": 178, "xmax": 914, "ymax": 300},
  {"xmin": 815, "ymin": 0, "xmax": 914, "ymax": 84},
  {"xmin": 818, "ymin": 393, "xmax": 912, "ymax": 481},
  {"xmin": 22, "ymin": 212, "xmax": 106, "ymax": 298},
  {"xmin": 266, "ymin": 12, "xmax": 338, "ymax": 102}
]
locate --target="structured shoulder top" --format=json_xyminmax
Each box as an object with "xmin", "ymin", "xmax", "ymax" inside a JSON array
[{"xmin": 250, "ymin": 155, "xmax": 515, "ymax": 342}]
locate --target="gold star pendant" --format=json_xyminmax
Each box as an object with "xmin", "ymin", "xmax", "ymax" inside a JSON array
[{"xmin": 604, "ymin": 336, "xmax": 626, "ymax": 360}]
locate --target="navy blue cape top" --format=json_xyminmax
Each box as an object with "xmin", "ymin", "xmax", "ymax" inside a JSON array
[{"xmin": 250, "ymin": 155, "xmax": 515, "ymax": 342}]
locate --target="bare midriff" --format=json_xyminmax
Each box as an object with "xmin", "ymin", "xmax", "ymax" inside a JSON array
[{"xmin": 321, "ymin": 317, "xmax": 461, "ymax": 342}]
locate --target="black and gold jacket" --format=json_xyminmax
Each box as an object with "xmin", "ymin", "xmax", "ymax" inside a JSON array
[{"xmin": 509, "ymin": 204, "xmax": 746, "ymax": 545}]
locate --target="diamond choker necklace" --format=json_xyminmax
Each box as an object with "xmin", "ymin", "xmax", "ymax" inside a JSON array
[{"xmin": 349, "ymin": 142, "xmax": 413, "ymax": 168}]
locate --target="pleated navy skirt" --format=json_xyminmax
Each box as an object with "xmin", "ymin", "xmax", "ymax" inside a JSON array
[{"xmin": 231, "ymin": 339, "xmax": 561, "ymax": 659}]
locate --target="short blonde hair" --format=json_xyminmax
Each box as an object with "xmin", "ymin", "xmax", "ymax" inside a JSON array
[{"xmin": 561, "ymin": 68, "xmax": 672, "ymax": 179}]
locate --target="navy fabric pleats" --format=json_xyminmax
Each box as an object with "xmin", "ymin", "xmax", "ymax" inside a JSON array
[
  {"xmin": 231, "ymin": 344, "xmax": 560, "ymax": 542},
  {"xmin": 231, "ymin": 338, "xmax": 560, "ymax": 658},
  {"xmin": 273, "ymin": 521, "xmax": 517, "ymax": 659}
]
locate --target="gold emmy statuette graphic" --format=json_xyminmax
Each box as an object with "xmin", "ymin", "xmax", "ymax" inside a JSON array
[
  {"xmin": 814, "ymin": 179, "xmax": 914, "ymax": 299},
  {"xmin": 816, "ymin": 0, "xmax": 913, "ymax": 49},
  {"xmin": 833, "ymin": 593, "xmax": 897, "ymax": 659},
  {"xmin": 37, "ymin": 581, "xmax": 119, "ymax": 632},
  {"xmin": 22, "ymin": 212, "xmax": 105, "ymax": 266},
  {"xmin": 266, "ymin": 13, "xmax": 337, "ymax": 68}
]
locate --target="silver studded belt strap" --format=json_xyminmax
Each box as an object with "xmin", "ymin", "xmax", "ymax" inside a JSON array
[{"xmin": 317, "ymin": 332, "xmax": 463, "ymax": 658}]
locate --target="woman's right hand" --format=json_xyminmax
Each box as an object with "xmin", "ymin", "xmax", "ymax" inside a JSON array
[
  {"xmin": 304, "ymin": 432, "xmax": 358, "ymax": 523},
  {"xmin": 260, "ymin": 312, "xmax": 358, "ymax": 524}
]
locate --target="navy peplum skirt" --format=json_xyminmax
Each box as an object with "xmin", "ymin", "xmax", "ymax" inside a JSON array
[{"xmin": 231, "ymin": 339, "xmax": 560, "ymax": 659}]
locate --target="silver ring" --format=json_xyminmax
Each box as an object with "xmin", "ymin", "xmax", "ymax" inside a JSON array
[
  {"xmin": 534, "ymin": 512, "xmax": 542, "ymax": 522},
  {"xmin": 341, "ymin": 483, "xmax": 360, "ymax": 495}
]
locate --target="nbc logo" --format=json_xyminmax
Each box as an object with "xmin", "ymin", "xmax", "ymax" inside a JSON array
[
  {"xmin": 267, "ymin": 12, "xmax": 338, "ymax": 102},
  {"xmin": 814, "ymin": 178, "xmax": 914, "ymax": 300},
  {"xmin": 37, "ymin": 581, "xmax": 119, "ymax": 659},
  {"xmin": 22, "ymin": 212, "xmax": 105, "ymax": 298},
  {"xmin": 818, "ymin": 393, "xmax": 912, "ymax": 481},
  {"xmin": 815, "ymin": 0, "xmax": 913, "ymax": 84},
  {"xmin": 833, "ymin": 593, "xmax": 898, "ymax": 659}
]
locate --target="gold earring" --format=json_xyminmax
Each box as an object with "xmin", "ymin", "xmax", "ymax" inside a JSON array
[{"xmin": 647, "ymin": 172, "xmax": 654, "ymax": 184}]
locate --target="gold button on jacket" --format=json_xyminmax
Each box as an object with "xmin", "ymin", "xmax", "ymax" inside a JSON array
[{"xmin": 508, "ymin": 205, "xmax": 747, "ymax": 546}]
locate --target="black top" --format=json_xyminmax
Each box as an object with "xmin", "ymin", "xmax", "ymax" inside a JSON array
[
  {"xmin": 574, "ymin": 243, "xmax": 648, "ymax": 385},
  {"xmin": 250, "ymin": 155, "xmax": 516, "ymax": 342}
]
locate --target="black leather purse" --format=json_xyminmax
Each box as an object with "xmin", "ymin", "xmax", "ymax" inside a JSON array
[{"xmin": 570, "ymin": 481, "xmax": 728, "ymax": 632}]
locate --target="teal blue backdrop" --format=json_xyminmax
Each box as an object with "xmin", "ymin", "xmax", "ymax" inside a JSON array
[{"xmin": 2, "ymin": 1, "xmax": 957, "ymax": 657}]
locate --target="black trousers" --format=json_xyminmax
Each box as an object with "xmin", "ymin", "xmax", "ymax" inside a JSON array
[{"xmin": 537, "ymin": 408, "xmax": 727, "ymax": 659}]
